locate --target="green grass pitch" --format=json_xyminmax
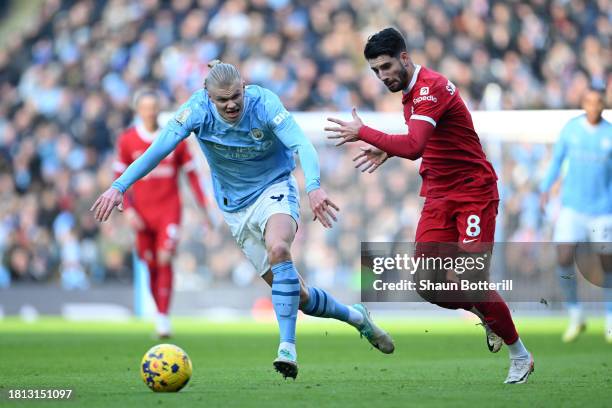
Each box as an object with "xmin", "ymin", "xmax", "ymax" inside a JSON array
[{"xmin": 0, "ymin": 316, "xmax": 610, "ymax": 407}]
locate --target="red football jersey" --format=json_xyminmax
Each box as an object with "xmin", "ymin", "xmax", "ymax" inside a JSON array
[
  {"xmin": 402, "ymin": 65, "xmax": 498, "ymax": 200},
  {"xmin": 113, "ymin": 125, "xmax": 196, "ymax": 223}
]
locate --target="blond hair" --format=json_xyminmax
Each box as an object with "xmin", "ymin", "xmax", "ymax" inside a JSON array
[{"xmin": 205, "ymin": 59, "xmax": 242, "ymax": 89}]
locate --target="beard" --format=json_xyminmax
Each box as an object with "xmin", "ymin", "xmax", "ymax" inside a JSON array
[{"xmin": 385, "ymin": 67, "xmax": 410, "ymax": 92}]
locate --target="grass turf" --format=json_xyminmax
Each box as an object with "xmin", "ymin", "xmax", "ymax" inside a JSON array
[{"xmin": 0, "ymin": 317, "xmax": 610, "ymax": 407}]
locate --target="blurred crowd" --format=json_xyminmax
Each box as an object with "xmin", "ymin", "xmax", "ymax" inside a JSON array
[{"xmin": 0, "ymin": 0, "xmax": 609, "ymax": 289}]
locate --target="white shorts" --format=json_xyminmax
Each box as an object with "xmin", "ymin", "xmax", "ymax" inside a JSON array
[
  {"xmin": 553, "ymin": 207, "xmax": 612, "ymax": 253},
  {"xmin": 222, "ymin": 176, "xmax": 300, "ymax": 276}
]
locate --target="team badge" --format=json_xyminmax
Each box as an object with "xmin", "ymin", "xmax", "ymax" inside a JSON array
[
  {"xmin": 420, "ymin": 87, "xmax": 429, "ymax": 95},
  {"xmin": 175, "ymin": 108, "xmax": 191, "ymax": 125},
  {"xmin": 250, "ymin": 128, "xmax": 264, "ymax": 141}
]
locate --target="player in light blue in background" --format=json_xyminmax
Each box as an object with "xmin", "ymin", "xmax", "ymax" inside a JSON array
[
  {"xmin": 540, "ymin": 87, "xmax": 612, "ymax": 343},
  {"xmin": 91, "ymin": 60, "xmax": 394, "ymax": 379}
]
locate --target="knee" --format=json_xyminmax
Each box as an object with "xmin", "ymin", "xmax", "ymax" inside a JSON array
[
  {"xmin": 156, "ymin": 250, "xmax": 172, "ymax": 266},
  {"xmin": 267, "ymin": 241, "xmax": 291, "ymax": 265},
  {"xmin": 299, "ymin": 284, "xmax": 310, "ymax": 307}
]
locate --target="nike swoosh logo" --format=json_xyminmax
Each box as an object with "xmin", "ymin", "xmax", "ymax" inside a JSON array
[{"xmin": 462, "ymin": 238, "xmax": 478, "ymax": 243}]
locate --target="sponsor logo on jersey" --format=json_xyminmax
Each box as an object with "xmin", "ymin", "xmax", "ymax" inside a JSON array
[
  {"xmin": 419, "ymin": 86, "xmax": 429, "ymax": 95},
  {"xmin": 272, "ymin": 110, "xmax": 290, "ymax": 126},
  {"xmin": 175, "ymin": 108, "xmax": 192, "ymax": 125},
  {"xmin": 250, "ymin": 128, "xmax": 264, "ymax": 141},
  {"xmin": 446, "ymin": 80, "xmax": 456, "ymax": 95},
  {"xmin": 211, "ymin": 140, "xmax": 273, "ymax": 159},
  {"xmin": 413, "ymin": 95, "xmax": 438, "ymax": 104}
]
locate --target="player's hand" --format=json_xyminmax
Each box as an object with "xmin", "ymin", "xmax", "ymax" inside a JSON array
[
  {"xmin": 325, "ymin": 107, "xmax": 363, "ymax": 146},
  {"xmin": 308, "ymin": 188, "xmax": 339, "ymax": 228},
  {"xmin": 124, "ymin": 208, "xmax": 145, "ymax": 231},
  {"xmin": 353, "ymin": 145, "xmax": 389, "ymax": 173},
  {"xmin": 90, "ymin": 187, "xmax": 124, "ymax": 222}
]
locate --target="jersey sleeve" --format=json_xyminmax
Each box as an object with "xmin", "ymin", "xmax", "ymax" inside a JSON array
[
  {"xmin": 410, "ymin": 80, "xmax": 454, "ymax": 127},
  {"xmin": 262, "ymin": 88, "xmax": 321, "ymax": 193},
  {"xmin": 112, "ymin": 132, "xmax": 135, "ymax": 209},
  {"xmin": 112, "ymin": 94, "xmax": 206, "ymax": 193}
]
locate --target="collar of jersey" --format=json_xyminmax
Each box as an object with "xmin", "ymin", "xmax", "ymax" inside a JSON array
[
  {"xmin": 580, "ymin": 115, "xmax": 603, "ymax": 133},
  {"xmin": 403, "ymin": 64, "xmax": 422, "ymax": 95},
  {"xmin": 135, "ymin": 124, "xmax": 159, "ymax": 142}
]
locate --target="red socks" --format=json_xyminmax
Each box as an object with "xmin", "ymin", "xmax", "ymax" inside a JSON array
[
  {"xmin": 147, "ymin": 262, "xmax": 173, "ymax": 315},
  {"xmin": 473, "ymin": 291, "xmax": 519, "ymax": 345}
]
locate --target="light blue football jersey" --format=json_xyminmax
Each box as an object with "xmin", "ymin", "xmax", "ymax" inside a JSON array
[
  {"xmin": 540, "ymin": 115, "xmax": 612, "ymax": 215},
  {"xmin": 112, "ymin": 85, "xmax": 321, "ymax": 212}
]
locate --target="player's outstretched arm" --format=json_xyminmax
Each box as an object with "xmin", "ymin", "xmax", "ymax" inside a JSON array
[
  {"xmin": 91, "ymin": 128, "xmax": 183, "ymax": 222},
  {"xmin": 276, "ymin": 121, "xmax": 340, "ymax": 228},
  {"xmin": 263, "ymin": 87, "xmax": 340, "ymax": 228},
  {"xmin": 327, "ymin": 108, "xmax": 434, "ymax": 160}
]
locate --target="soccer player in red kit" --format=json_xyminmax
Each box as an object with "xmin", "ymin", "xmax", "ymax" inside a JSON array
[
  {"xmin": 326, "ymin": 28, "xmax": 534, "ymax": 384},
  {"xmin": 113, "ymin": 89, "xmax": 210, "ymax": 338}
]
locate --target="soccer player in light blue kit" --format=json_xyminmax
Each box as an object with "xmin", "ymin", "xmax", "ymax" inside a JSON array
[
  {"xmin": 91, "ymin": 61, "xmax": 394, "ymax": 379},
  {"xmin": 540, "ymin": 88, "xmax": 612, "ymax": 343}
]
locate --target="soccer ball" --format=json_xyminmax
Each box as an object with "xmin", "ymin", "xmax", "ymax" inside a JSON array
[{"xmin": 140, "ymin": 344, "xmax": 192, "ymax": 392}]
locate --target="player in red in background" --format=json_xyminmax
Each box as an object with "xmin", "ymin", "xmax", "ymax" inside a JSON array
[
  {"xmin": 326, "ymin": 28, "xmax": 534, "ymax": 384},
  {"xmin": 113, "ymin": 89, "xmax": 211, "ymax": 338}
]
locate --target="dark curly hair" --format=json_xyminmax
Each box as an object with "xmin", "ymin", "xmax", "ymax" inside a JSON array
[{"xmin": 363, "ymin": 27, "xmax": 407, "ymax": 60}]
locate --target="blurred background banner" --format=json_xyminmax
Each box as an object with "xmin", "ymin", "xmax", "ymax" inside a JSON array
[{"xmin": 0, "ymin": 0, "xmax": 610, "ymax": 318}]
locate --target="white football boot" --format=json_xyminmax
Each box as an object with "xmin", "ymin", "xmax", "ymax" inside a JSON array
[
  {"xmin": 155, "ymin": 313, "xmax": 172, "ymax": 339},
  {"xmin": 273, "ymin": 344, "xmax": 298, "ymax": 380},
  {"xmin": 353, "ymin": 303, "xmax": 395, "ymax": 354},
  {"xmin": 562, "ymin": 307, "xmax": 585, "ymax": 343},
  {"xmin": 504, "ymin": 353, "xmax": 535, "ymax": 384}
]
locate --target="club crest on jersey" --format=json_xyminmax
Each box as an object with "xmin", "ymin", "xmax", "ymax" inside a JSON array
[
  {"xmin": 250, "ymin": 128, "xmax": 264, "ymax": 141},
  {"xmin": 419, "ymin": 87, "xmax": 429, "ymax": 95},
  {"xmin": 175, "ymin": 108, "xmax": 191, "ymax": 125}
]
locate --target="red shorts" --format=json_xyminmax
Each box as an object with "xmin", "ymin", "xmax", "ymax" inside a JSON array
[
  {"xmin": 135, "ymin": 217, "xmax": 181, "ymax": 263},
  {"xmin": 415, "ymin": 198, "xmax": 498, "ymax": 254}
]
